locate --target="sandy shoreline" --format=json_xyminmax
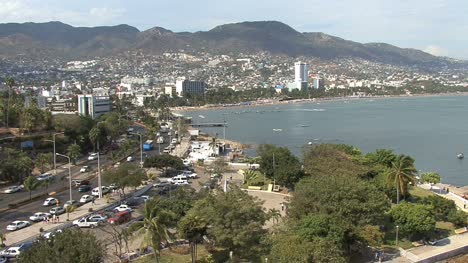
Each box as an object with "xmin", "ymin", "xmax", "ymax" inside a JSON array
[{"xmin": 172, "ymin": 92, "xmax": 468, "ymax": 113}]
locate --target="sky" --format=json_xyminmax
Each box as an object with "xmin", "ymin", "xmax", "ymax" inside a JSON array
[{"xmin": 0, "ymin": 0, "xmax": 467, "ymax": 59}]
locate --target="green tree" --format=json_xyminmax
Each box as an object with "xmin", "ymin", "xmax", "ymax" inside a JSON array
[
  {"xmin": 35, "ymin": 153, "xmax": 53, "ymax": 173},
  {"xmin": 389, "ymin": 202, "xmax": 436, "ymax": 240},
  {"xmin": 365, "ymin": 149, "xmax": 397, "ymax": 168},
  {"xmin": 143, "ymin": 154, "xmax": 184, "ymax": 173},
  {"xmin": 421, "ymin": 172, "xmax": 441, "ymax": 185},
  {"xmin": 211, "ymin": 157, "xmax": 228, "ymax": 176},
  {"xmin": 20, "ymin": 106, "xmax": 37, "ymax": 133},
  {"xmin": 103, "ymin": 163, "xmax": 145, "ymax": 198},
  {"xmin": 258, "ymin": 144, "xmax": 303, "ymax": 188},
  {"xmin": 129, "ymin": 197, "xmax": 173, "ymax": 263},
  {"xmin": 0, "ymin": 148, "xmax": 33, "ymax": 182},
  {"xmin": 157, "ymin": 187, "xmax": 198, "ymax": 221},
  {"xmin": 66, "ymin": 143, "xmax": 81, "ymax": 165},
  {"xmin": 178, "ymin": 213, "xmax": 208, "ymax": 263},
  {"xmin": 189, "ymin": 187, "xmax": 268, "ymax": 260},
  {"xmin": 19, "ymin": 229, "xmax": 105, "ymax": 263},
  {"xmin": 23, "ymin": 175, "xmax": 41, "ymax": 200},
  {"xmin": 420, "ymin": 195, "xmax": 457, "ymax": 221},
  {"xmin": 386, "ymin": 155, "xmax": 417, "ymax": 203},
  {"xmin": 88, "ymin": 127, "xmax": 103, "ymax": 152}
]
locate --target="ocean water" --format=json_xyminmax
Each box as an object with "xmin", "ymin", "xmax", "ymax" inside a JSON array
[{"xmin": 182, "ymin": 96, "xmax": 468, "ymax": 186}]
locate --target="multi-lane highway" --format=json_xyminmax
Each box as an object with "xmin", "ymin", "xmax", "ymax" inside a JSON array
[{"xmin": 0, "ymin": 127, "xmax": 172, "ymax": 230}]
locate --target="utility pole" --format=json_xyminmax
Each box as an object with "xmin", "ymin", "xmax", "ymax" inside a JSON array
[
  {"xmin": 97, "ymin": 121, "xmax": 104, "ymax": 199},
  {"xmin": 56, "ymin": 153, "xmax": 72, "ymax": 202},
  {"xmin": 272, "ymin": 152, "xmax": 276, "ymax": 187}
]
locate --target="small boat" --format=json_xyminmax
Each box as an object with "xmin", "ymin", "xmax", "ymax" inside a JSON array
[
  {"xmin": 308, "ymin": 141, "xmax": 313, "ymax": 145},
  {"xmin": 300, "ymin": 124, "xmax": 310, "ymax": 127},
  {"xmin": 198, "ymin": 115, "xmax": 205, "ymax": 119},
  {"xmin": 457, "ymin": 153, "xmax": 464, "ymax": 159},
  {"xmin": 272, "ymin": 129, "xmax": 283, "ymax": 132}
]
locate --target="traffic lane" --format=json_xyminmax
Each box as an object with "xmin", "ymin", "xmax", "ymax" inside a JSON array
[
  {"xmin": 0, "ymin": 176, "xmax": 101, "ymax": 229},
  {"xmin": 0, "ymin": 155, "xmax": 110, "ymax": 210}
]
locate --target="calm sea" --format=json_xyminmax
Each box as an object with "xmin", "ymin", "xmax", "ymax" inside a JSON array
[{"xmin": 182, "ymin": 96, "xmax": 468, "ymax": 186}]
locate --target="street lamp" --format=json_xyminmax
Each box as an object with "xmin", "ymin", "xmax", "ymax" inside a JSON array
[
  {"xmin": 130, "ymin": 132, "xmax": 143, "ymax": 168},
  {"xmin": 56, "ymin": 153, "xmax": 72, "ymax": 202},
  {"xmin": 396, "ymin": 225, "xmax": 399, "ymax": 247},
  {"xmin": 44, "ymin": 132, "xmax": 64, "ymax": 175},
  {"xmin": 97, "ymin": 121, "xmax": 105, "ymax": 199}
]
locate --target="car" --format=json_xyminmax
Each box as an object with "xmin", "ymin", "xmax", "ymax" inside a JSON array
[
  {"xmin": 139, "ymin": 195, "xmax": 151, "ymax": 202},
  {"xmin": 3, "ymin": 185, "xmax": 21, "ymax": 194},
  {"xmin": 109, "ymin": 183, "xmax": 119, "ymax": 191},
  {"xmin": 171, "ymin": 138, "xmax": 177, "ymax": 144},
  {"xmin": 6, "ymin": 221, "xmax": 30, "ymax": 231},
  {"xmin": 88, "ymin": 153, "xmax": 98, "ymax": 161},
  {"xmin": 87, "ymin": 214, "xmax": 107, "ymax": 223},
  {"xmin": 72, "ymin": 217, "xmax": 100, "ymax": 228},
  {"xmin": 126, "ymin": 156, "xmax": 134, "ymax": 162},
  {"xmin": 0, "ymin": 241, "xmax": 33, "ymax": 258},
  {"xmin": 113, "ymin": 204, "xmax": 132, "ymax": 213},
  {"xmin": 43, "ymin": 197, "xmax": 58, "ymax": 206},
  {"xmin": 153, "ymin": 181, "xmax": 170, "ymax": 188},
  {"xmin": 78, "ymin": 184, "xmax": 92, "ymax": 193},
  {"xmin": 174, "ymin": 180, "xmax": 189, "ymax": 186},
  {"xmin": 80, "ymin": 166, "xmax": 90, "ymax": 173},
  {"xmin": 29, "ymin": 212, "xmax": 51, "ymax": 222},
  {"xmin": 41, "ymin": 229, "xmax": 62, "ymax": 239},
  {"xmin": 0, "ymin": 256, "xmax": 6, "ymax": 263},
  {"xmin": 181, "ymin": 171, "xmax": 197, "ymax": 178},
  {"xmin": 63, "ymin": 200, "xmax": 79, "ymax": 209},
  {"xmin": 37, "ymin": 173, "xmax": 54, "ymax": 181},
  {"xmin": 91, "ymin": 186, "xmax": 110, "ymax": 197},
  {"xmin": 183, "ymin": 159, "xmax": 191, "ymax": 166},
  {"xmin": 79, "ymin": 195, "xmax": 94, "ymax": 204},
  {"xmin": 108, "ymin": 210, "xmax": 132, "ymax": 225},
  {"xmin": 73, "ymin": 180, "xmax": 91, "ymax": 188},
  {"xmin": 49, "ymin": 207, "xmax": 65, "ymax": 215}
]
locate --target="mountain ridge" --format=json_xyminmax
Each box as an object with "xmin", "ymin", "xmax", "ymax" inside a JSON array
[{"xmin": 0, "ymin": 20, "xmax": 462, "ymax": 68}]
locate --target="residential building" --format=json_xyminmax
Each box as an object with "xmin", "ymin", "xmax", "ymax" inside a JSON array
[
  {"xmin": 175, "ymin": 78, "xmax": 206, "ymax": 96},
  {"xmin": 164, "ymin": 84, "xmax": 176, "ymax": 98},
  {"xmin": 77, "ymin": 95, "xmax": 111, "ymax": 119},
  {"xmin": 312, "ymin": 75, "xmax": 325, "ymax": 89},
  {"xmin": 49, "ymin": 98, "xmax": 77, "ymax": 114}
]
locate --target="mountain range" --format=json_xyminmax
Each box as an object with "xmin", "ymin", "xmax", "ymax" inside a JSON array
[{"xmin": 0, "ymin": 21, "xmax": 462, "ymax": 67}]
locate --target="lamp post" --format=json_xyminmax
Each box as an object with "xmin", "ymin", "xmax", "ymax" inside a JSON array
[
  {"xmin": 396, "ymin": 225, "xmax": 399, "ymax": 247},
  {"xmin": 56, "ymin": 153, "xmax": 72, "ymax": 202},
  {"xmin": 97, "ymin": 121, "xmax": 105, "ymax": 199},
  {"xmin": 130, "ymin": 132, "xmax": 143, "ymax": 168},
  {"xmin": 44, "ymin": 132, "xmax": 64, "ymax": 175}
]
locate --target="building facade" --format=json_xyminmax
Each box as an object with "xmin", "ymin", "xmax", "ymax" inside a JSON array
[
  {"xmin": 293, "ymin": 61, "xmax": 309, "ymax": 91},
  {"xmin": 77, "ymin": 95, "xmax": 111, "ymax": 119},
  {"xmin": 313, "ymin": 76, "xmax": 325, "ymax": 89},
  {"xmin": 49, "ymin": 98, "xmax": 77, "ymax": 114},
  {"xmin": 175, "ymin": 78, "xmax": 206, "ymax": 96}
]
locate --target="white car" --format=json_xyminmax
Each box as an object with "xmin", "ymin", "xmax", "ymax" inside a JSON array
[
  {"xmin": 3, "ymin": 186, "xmax": 21, "ymax": 194},
  {"xmin": 88, "ymin": 153, "xmax": 98, "ymax": 161},
  {"xmin": 41, "ymin": 229, "xmax": 62, "ymax": 239},
  {"xmin": 113, "ymin": 204, "xmax": 132, "ymax": 212},
  {"xmin": 126, "ymin": 156, "xmax": 134, "ymax": 162},
  {"xmin": 91, "ymin": 186, "xmax": 110, "ymax": 197},
  {"xmin": 49, "ymin": 207, "xmax": 65, "ymax": 215},
  {"xmin": 6, "ymin": 221, "xmax": 30, "ymax": 231},
  {"xmin": 37, "ymin": 173, "xmax": 53, "ymax": 181},
  {"xmin": 181, "ymin": 171, "xmax": 197, "ymax": 178},
  {"xmin": 72, "ymin": 217, "xmax": 100, "ymax": 228},
  {"xmin": 43, "ymin": 197, "xmax": 58, "ymax": 206},
  {"xmin": 0, "ymin": 242, "xmax": 33, "ymax": 258},
  {"xmin": 79, "ymin": 195, "xmax": 94, "ymax": 204},
  {"xmin": 174, "ymin": 180, "xmax": 189, "ymax": 186},
  {"xmin": 171, "ymin": 138, "xmax": 177, "ymax": 144},
  {"xmin": 29, "ymin": 212, "xmax": 51, "ymax": 222},
  {"xmin": 168, "ymin": 175, "xmax": 187, "ymax": 183},
  {"xmin": 87, "ymin": 214, "xmax": 107, "ymax": 222},
  {"xmin": 80, "ymin": 166, "xmax": 89, "ymax": 173}
]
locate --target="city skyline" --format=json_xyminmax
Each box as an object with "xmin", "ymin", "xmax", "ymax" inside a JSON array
[{"xmin": 0, "ymin": 0, "xmax": 467, "ymax": 59}]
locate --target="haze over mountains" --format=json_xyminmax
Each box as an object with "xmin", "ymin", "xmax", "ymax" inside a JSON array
[{"xmin": 0, "ymin": 20, "xmax": 462, "ymax": 68}]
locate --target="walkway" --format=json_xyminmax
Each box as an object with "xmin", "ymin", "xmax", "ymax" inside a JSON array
[{"xmin": 418, "ymin": 183, "xmax": 468, "ymax": 212}]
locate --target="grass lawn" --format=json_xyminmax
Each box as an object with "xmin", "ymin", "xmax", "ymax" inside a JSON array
[{"xmin": 409, "ymin": 186, "xmax": 434, "ymax": 199}]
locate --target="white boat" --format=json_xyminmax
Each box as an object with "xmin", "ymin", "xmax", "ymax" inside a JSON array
[
  {"xmin": 198, "ymin": 115, "xmax": 205, "ymax": 119},
  {"xmin": 457, "ymin": 153, "xmax": 464, "ymax": 159},
  {"xmin": 300, "ymin": 124, "xmax": 310, "ymax": 127},
  {"xmin": 272, "ymin": 129, "xmax": 283, "ymax": 132}
]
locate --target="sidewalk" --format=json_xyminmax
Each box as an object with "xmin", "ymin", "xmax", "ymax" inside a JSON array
[{"xmin": 418, "ymin": 183, "xmax": 468, "ymax": 212}]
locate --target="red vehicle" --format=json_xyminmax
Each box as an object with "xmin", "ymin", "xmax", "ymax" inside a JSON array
[{"xmin": 107, "ymin": 210, "xmax": 131, "ymax": 225}]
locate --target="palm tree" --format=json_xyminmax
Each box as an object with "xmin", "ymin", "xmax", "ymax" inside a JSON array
[
  {"xmin": 23, "ymin": 176, "xmax": 41, "ymax": 200},
  {"xmin": 67, "ymin": 143, "xmax": 81, "ymax": 164},
  {"xmin": 386, "ymin": 155, "xmax": 417, "ymax": 204},
  {"xmin": 89, "ymin": 127, "xmax": 101, "ymax": 152},
  {"xmin": 129, "ymin": 197, "xmax": 173, "ymax": 262},
  {"xmin": 20, "ymin": 108, "xmax": 36, "ymax": 134},
  {"xmin": 5, "ymin": 77, "xmax": 14, "ymax": 128},
  {"xmin": 35, "ymin": 153, "xmax": 53, "ymax": 173},
  {"xmin": 268, "ymin": 208, "xmax": 282, "ymax": 224},
  {"xmin": 178, "ymin": 213, "xmax": 208, "ymax": 263}
]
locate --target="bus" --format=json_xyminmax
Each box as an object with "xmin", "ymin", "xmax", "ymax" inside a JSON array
[{"xmin": 143, "ymin": 140, "xmax": 154, "ymax": 151}]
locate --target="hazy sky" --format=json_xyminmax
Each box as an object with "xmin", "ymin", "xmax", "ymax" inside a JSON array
[{"xmin": 1, "ymin": 0, "xmax": 467, "ymax": 59}]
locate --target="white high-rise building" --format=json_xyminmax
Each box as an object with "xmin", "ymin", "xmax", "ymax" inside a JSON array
[
  {"xmin": 294, "ymin": 62, "xmax": 309, "ymax": 83},
  {"xmin": 77, "ymin": 95, "xmax": 111, "ymax": 119}
]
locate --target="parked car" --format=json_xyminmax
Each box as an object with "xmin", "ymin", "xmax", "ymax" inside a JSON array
[
  {"xmin": 41, "ymin": 229, "xmax": 62, "ymax": 240},
  {"xmin": 79, "ymin": 166, "xmax": 90, "ymax": 173},
  {"xmin": 174, "ymin": 180, "xmax": 189, "ymax": 186},
  {"xmin": 108, "ymin": 210, "xmax": 132, "ymax": 225},
  {"xmin": 73, "ymin": 180, "xmax": 91, "ymax": 188},
  {"xmin": 3, "ymin": 185, "xmax": 22, "ymax": 194},
  {"xmin": 109, "ymin": 183, "xmax": 119, "ymax": 191},
  {"xmin": 49, "ymin": 207, "xmax": 65, "ymax": 215},
  {"xmin": 181, "ymin": 171, "xmax": 197, "ymax": 178},
  {"xmin": 78, "ymin": 184, "xmax": 92, "ymax": 193},
  {"xmin": 113, "ymin": 204, "xmax": 132, "ymax": 213},
  {"xmin": 72, "ymin": 217, "xmax": 100, "ymax": 228},
  {"xmin": 63, "ymin": 200, "xmax": 79, "ymax": 209},
  {"xmin": 79, "ymin": 195, "xmax": 94, "ymax": 204},
  {"xmin": 153, "ymin": 181, "xmax": 170, "ymax": 188},
  {"xmin": 43, "ymin": 197, "xmax": 58, "ymax": 206},
  {"xmin": 37, "ymin": 173, "xmax": 53, "ymax": 181},
  {"xmin": 29, "ymin": 212, "xmax": 51, "ymax": 222},
  {"xmin": 87, "ymin": 214, "xmax": 107, "ymax": 223},
  {"xmin": 126, "ymin": 156, "xmax": 134, "ymax": 162},
  {"xmin": 91, "ymin": 186, "xmax": 110, "ymax": 197},
  {"xmin": 88, "ymin": 153, "xmax": 98, "ymax": 161},
  {"xmin": 0, "ymin": 241, "xmax": 33, "ymax": 258},
  {"xmin": 6, "ymin": 221, "xmax": 30, "ymax": 231}
]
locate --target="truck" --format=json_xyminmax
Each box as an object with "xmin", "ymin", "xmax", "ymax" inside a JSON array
[{"xmin": 143, "ymin": 140, "xmax": 154, "ymax": 151}]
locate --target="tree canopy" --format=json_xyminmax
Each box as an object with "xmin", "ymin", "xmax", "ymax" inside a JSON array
[
  {"xmin": 143, "ymin": 154, "xmax": 184, "ymax": 172},
  {"xmin": 103, "ymin": 163, "xmax": 145, "ymax": 197},
  {"xmin": 389, "ymin": 202, "xmax": 436, "ymax": 240},
  {"xmin": 257, "ymin": 144, "xmax": 303, "ymax": 187}
]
